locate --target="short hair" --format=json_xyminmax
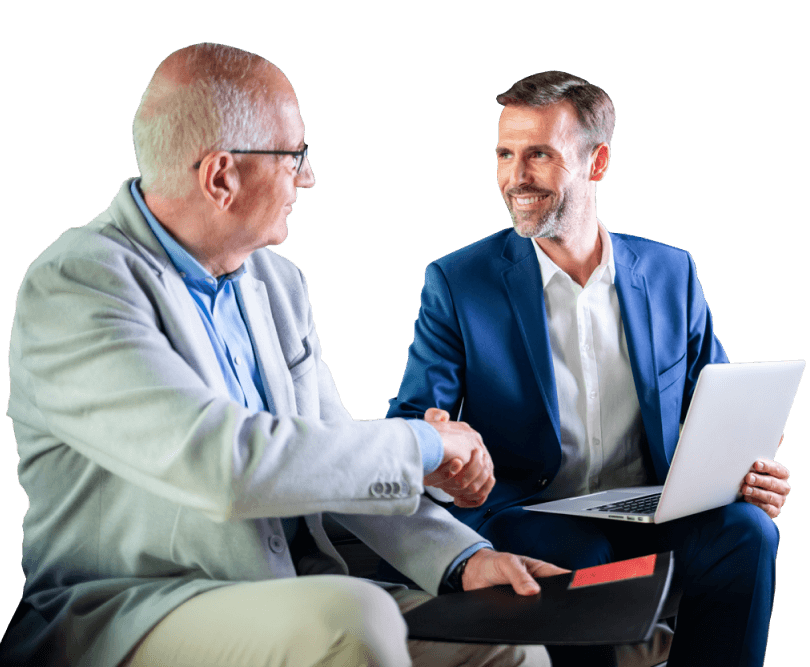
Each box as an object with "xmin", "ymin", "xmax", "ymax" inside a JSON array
[
  {"xmin": 133, "ymin": 43, "xmax": 278, "ymax": 198},
  {"xmin": 496, "ymin": 71, "xmax": 615, "ymax": 157}
]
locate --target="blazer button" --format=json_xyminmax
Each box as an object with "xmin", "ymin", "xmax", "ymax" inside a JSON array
[
  {"xmin": 371, "ymin": 482, "xmax": 385, "ymax": 497},
  {"xmin": 391, "ymin": 481, "xmax": 401, "ymax": 495},
  {"xmin": 268, "ymin": 535, "xmax": 286, "ymax": 554},
  {"xmin": 484, "ymin": 508, "xmax": 493, "ymax": 517},
  {"xmin": 538, "ymin": 477, "xmax": 549, "ymax": 489}
]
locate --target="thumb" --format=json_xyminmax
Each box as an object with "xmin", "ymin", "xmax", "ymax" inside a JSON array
[
  {"xmin": 506, "ymin": 558, "xmax": 541, "ymax": 596},
  {"xmin": 425, "ymin": 408, "xmax": 451, "ymax": 423}
]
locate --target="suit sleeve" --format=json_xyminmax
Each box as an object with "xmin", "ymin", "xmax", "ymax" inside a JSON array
[
  {"xmin": 681, "ymin": 251, "xmax": 729, "ymax": 419},
  {"xmin": 387, "ymin": 262, "xmax": 467, "ymax": 420}
]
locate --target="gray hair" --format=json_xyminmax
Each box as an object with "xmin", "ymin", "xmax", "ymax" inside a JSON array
[
  {"xmin": 133, "ymin": 43, "xmax": 277, "ymax": 198},
  {"xmin": 496, "ymin": 71, "xmax": 615, "ymax": 158}
]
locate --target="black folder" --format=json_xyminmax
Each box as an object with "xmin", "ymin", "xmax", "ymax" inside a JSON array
[{"xmin": 404, "ymin": 552, "xmax": 674, "ymax": 645}]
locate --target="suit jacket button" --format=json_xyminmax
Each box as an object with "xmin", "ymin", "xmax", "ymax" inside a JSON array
[
  {"xmin": 539, "ymin": 478, "xmax": 549, "ymax": 488},
  {"xmin": 484, "ymin": 508, "xmax": 493, "ymax": 517},
  {"xmin": 268, "ymin": 535, "xmax": 286, "ymax": 554},
  {"xmin": 391, "ymin": 482, "xmax": 401, "ymax": 495},
  {"xmin": 371, "ymin": 482, "xmax": 385, "ymax": 497}
]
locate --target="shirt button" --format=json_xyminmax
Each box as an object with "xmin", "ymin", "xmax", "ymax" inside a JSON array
[
  {"xmin": 207, "ymin": 278, "xmax": 216, "ymax": 286},
  {"xmin": 268, "ymin": 535, "xmax": 286, "ymax": 553},
  {"xmin": 179, "ymin": 272, "xmax": 187, "ymax": 278},
  {"xmin": 582, "ymin": 343, "xmax": 591, "ymax": 352},
  {"xmin": 593, "ymin": 438, "xmax": 601, "ymax": 447},
  {"xmin": 234, "ymin": 356, "xmax": 241, "ymax": 366},
  {"xmin": 589, "ymin": 390, "xmax": 597, "ymax": 399}
]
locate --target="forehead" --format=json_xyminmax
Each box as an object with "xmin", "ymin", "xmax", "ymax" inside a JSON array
[
  {"xmin": 497, "ymin": 101, "xmax": 582, "ymax": 149},
  {"xmin": 274, "ymin": 97, "xmax": 305, "ymax": 139}
]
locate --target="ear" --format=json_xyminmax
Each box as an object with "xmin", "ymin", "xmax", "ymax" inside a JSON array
[
  {"xmin": 197, "ymin": 151, "xmax": 239, "ymax": 210},
  {"xmin": 589, "ymin": 143, "xmax": 610, "ymax": 182}
]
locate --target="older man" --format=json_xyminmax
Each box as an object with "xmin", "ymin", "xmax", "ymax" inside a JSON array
[
  {"xmin": 0, "ymin": 44, "xmax": 564, "ymax": 667},
  {"xmin": 388, "ymin": 71, "xmax": 791, "ymax": 666}
]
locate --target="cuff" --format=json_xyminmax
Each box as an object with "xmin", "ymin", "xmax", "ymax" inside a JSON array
[{"xmin": 406, "ymin": 419, "xmax": 443, "ymax": 475}]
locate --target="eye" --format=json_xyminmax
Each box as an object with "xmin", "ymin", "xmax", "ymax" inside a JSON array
[
  {"xmin": 497, "ymin": 150, "xmax": 513, "ymax": 160},
  {"xmin": 532, "ymin": 151, "xmax": 548, "ymax": 158}
]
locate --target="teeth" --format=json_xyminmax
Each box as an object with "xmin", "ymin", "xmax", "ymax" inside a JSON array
[{"xmin": 516, "ymin": 196, "xmax": 541, "ymax": 205}]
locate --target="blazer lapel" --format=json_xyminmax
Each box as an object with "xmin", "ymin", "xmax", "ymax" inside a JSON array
[
  {"xmin": 611, "ymin": 234, "xmax": 667, "ymax": 481},
  {"xmin": 237, "ymin": 274, "xmax": 296, "ymax": 415},
  {"xmin": 500, "ymin": 233, "xmax": 561, "ymax": 444}
]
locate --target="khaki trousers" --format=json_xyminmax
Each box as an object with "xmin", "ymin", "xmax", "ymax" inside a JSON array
[{"xmin": 122, "ymin": 576, "xmax": 551, "ymax": 667}]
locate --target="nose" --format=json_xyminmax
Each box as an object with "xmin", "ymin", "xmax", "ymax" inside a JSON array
[
  {"xmin": 295, "ymin": 155, "xmax": 315, "ymax": 188},
  {"xmin": 508, "ymin": 156, "xmax": 530, "ymax": 188}
]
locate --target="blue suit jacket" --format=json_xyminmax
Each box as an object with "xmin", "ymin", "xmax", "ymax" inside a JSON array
[{"xmin": 387, "ymin": 228, "xmax": 728, "ymax": 529}]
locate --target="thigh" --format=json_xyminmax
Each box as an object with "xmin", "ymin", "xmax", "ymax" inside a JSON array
[
  {"xmin": 479, "ymin": 507, "xmax": 616, "ymax": 569},
  {"xmin": 391, "ymin": 588, "xmax": 551, "ymax": 667},
  {"xmin": 123, "ymin": 576, "xmax": 410, "ymax": 667}
]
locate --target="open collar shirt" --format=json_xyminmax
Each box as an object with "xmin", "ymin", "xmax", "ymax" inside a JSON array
[{"xmin": 532, "ymin": 222, "xmax": 648, "ymax": 499}]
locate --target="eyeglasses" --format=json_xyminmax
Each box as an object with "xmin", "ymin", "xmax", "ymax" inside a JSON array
[{"xmin": 193, "ymin": 144, "xmax": 309, "ymax": 172}]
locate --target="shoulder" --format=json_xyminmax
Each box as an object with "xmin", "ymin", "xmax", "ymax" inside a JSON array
[
  {"xmin": 431, "ymin": 228, "xmax": 522, "ymax": 277},
  {"xmin": 611, "ymin": 231, "xmax": 695, "ymax": 276},
  {"xmin": 244, "ymin": 248, "xmax": 307, "ymax": 296}
]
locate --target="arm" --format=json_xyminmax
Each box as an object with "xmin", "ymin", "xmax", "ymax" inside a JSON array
[{"xmin": 10, "ymin": 249, "xmax": 426, "ymax": 522}]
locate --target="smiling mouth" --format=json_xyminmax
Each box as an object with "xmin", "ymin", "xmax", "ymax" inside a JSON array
[{"xmin": 512, "ymin": 194, "xmax": 550, "ymax": 207}]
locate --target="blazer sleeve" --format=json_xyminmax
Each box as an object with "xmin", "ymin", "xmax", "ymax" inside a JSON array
[
  {"xmin": 9, "ymin": 246, "xmax": 426, "ymax": 523},
  {"xmin": 681, "ymin": 251, "xmax": 729, "ymax": 419},
  {"xmin": 388, "ymin": 262, "xmax": 466, "ymax": 420}
]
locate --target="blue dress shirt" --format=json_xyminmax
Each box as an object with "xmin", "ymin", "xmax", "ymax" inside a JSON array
[{"xmin": 130, "ymin": 180, "xmax": 477, "ymax": 579}]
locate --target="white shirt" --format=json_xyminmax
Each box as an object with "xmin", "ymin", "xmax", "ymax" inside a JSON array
[{"xmin": 532, "ymin": 223, "xmax": 648, "ymax": 499}]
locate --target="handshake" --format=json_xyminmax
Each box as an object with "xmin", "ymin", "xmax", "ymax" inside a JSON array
[{"xmin": 422, "ymin": 408, "xmax": 495, "ymax": 508}]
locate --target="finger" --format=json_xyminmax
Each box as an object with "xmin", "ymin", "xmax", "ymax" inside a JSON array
[
  {"xmin": 745, "ymin": 471, "xmax": 791, "ymax": 496},
  {"xmin": 448, "ymin": 447, "xmax": 484, "ymax": 489},
  {"xmin": 423, "ymin": 458, "xmax": 464, "ymax": 488},
  {"xmin": 452, "ymin": 472, "xmax": 496, "ymax": 507},
  {"xmin": 501, "ymin": 555, "xmax": 541, "ymax": 596},
  {"xmin": 753, "ymin": 458, "xmax": 790, "ymax": 480},
  {"xmin": 742, "ymin": 495, "xmax": 781, "ymax": 518},
  {"xmin": 522, "ymin": 558, "xmax": 571, "ymax": 578},
  {"xmin": 743, "ymin": 482, "xmax": 788, "ymax": 509},
  {"xmin": 425, "ymin": 408, "xmax": 451, "ymax": 423}
]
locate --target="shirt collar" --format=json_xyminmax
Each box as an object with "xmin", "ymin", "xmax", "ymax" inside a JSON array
[
  {"xmin": 532, "ymin": 220, "xmax": 615, "ymax": 288},
  {"xmin": 130, "ymin": 179, "xmax": 245, "ymax": 288}
]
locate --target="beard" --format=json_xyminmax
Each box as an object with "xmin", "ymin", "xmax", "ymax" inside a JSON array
[
  {"xmin": 505, "ymin": 180, "xmax": 588, "ymax": 239},
  {"xmin": 507, "ymin": 185, "xmax": 582, "ymax": 240}
]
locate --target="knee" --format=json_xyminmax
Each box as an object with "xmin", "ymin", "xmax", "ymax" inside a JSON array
[
  {"xmin": 316, "ymin": 578, "xmax": 409, "ymax": 667},
  {"xmin": 721, "ymin": 502, "xmax": 779, "ymax": 561}
]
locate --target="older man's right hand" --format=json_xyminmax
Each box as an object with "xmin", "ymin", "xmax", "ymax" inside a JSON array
[{"xmin": 422, "ymin": 408, "xmax": 495, "ymax": 507}]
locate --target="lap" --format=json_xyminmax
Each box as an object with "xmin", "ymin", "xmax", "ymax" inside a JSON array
[
  {"xmin": 122, "ymin": 576, "xmax": 552, "ymax": 667},
  {"xmin": 479, "ymin": 501, "xmax": 778, "ymax": 571}
]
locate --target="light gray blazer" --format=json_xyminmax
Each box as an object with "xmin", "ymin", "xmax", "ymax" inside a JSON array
[{"xmin": 3, "ymin": 180, "xmax": 483, "ymax": 666}]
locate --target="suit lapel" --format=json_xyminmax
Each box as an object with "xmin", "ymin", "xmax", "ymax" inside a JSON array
[
  {"xmin": 500, "ymin": 233, "xmax": 561, "ymax": 444},
  {"xmin": 611, "ymin": 234, "xmax": 666, "ymax": 479},
  {"xmin": 237, "ymin": 274, "xmax": 296, "ymax": 415}
]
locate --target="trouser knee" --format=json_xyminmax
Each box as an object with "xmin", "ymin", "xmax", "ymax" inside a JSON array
[{"xmin": 315, "ymin": 578, "xmax": 410, "ymax": 667}]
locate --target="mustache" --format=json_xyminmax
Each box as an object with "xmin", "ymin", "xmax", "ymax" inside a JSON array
[{"xmin": 506, "ymin": 187, "xmax": 553, "ymax": 197}]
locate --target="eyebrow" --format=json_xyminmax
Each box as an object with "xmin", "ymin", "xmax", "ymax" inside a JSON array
[{"xmin": 496, "ymin": 144, "xmax": 558, "ymax": 156}]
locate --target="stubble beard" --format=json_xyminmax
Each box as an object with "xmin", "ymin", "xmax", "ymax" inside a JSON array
[{"xmin": 509, "ymin": 188, "xmax": 574, "ymax": 241}]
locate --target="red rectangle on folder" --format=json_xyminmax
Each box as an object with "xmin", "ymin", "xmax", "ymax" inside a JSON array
[{"xmin": 569, "ymin": 554, "xmax": 657, "ymax": 589}]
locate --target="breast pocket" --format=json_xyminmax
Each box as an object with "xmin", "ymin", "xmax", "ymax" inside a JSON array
[
  {"xmin": 288, "ymin": 338, "xmax": 315, "ymax": 381},
  {"xmin": 658, "ymin": 353, "xmax": 686, "ymax": 392},
  {"xmin": 658, "ymin": 353, "xmax": 687, "ymax": 449}
]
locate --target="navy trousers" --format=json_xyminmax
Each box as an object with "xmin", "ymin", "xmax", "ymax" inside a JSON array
[{"xmin": 479, "ymin": 501, "xmax": 778, "ymax": 667}]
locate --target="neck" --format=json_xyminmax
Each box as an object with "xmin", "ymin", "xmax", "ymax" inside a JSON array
[
  {"xmin": 535, "ymin": 217, "xmax": 602, "ymax": 287},
  {"xmin": 144, "ymin": 192, "xmax": 246, "ymax": 276}
]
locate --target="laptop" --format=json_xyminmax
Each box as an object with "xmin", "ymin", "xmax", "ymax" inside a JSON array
[{"xmin": 524, "ymin": 360, "xmax": 805, "ymax": 524}]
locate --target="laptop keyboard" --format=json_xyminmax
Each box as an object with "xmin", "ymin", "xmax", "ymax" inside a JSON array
[{"xmin": 586, "ymin": 492, "xmax": 662, "ymax": 515}]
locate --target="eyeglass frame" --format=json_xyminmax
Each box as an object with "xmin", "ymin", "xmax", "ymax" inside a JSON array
[{"xmin": 192, "ymin": 144, "xmax": 308, "ymax": 172}]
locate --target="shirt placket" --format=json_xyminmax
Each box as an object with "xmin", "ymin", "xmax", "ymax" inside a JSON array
[{"xmin": 578, "ymin": 286, "xmax": 603, "ymax": 492}]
